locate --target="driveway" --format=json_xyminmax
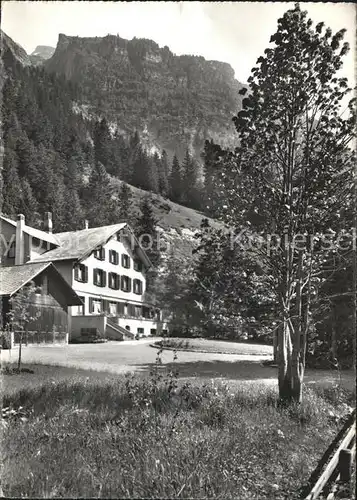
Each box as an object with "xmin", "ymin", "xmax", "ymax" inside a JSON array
[{"xmin": 1, "ymin": 340, "xmax": 354, "ymax": 391}]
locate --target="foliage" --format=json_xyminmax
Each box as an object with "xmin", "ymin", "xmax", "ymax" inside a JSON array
[
  {"xmin": 190, "ymin": 219, "xmax": 275, "ymax": 340},
  {"xmin": 7, "ymin": 281, "xmax": 41, "ymax": 371},
  {"xmin": 210, "ymin": 4, "xmax": 355, "ymax": 401}
]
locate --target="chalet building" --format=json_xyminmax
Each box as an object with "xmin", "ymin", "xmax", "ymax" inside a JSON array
[
  {"xmin": 0, "ymin": 213, "xmax": 165, "ymax": 342},
  {"xmin": 0, "ymin": 262, "xmax": 83, "ymax": 346}
]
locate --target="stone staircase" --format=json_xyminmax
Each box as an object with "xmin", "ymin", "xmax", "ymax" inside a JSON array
[{"xmin": 105, "ymin": 319, "xmax": 134, "ymax": 341}]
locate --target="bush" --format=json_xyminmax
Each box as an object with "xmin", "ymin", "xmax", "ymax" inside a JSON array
[{"xmin": 0, "ymin": 330, "xmax": 12, "ymax": 349}]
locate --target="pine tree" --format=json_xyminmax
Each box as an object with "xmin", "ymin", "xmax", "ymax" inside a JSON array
[
  {"xmin": 2, "ymin": 150, "xmax": 22, "ymax": 217},
  {"xmin": 135, "ymin": 195, "xmax": 161, "ymax": 270},
  {"xmin": 84, "ymin": 162, "xmax": 119, "ymax": 227},
  {"xmin": 93, "ymin": 118, "xmax": 112, "ymax": 171},
  {"xmin": 117, "ymin": 182, "xmax": 133, "ymax": 221},
  {"xmin": 156, "ymin": 150, "xmax": 169, "ymax": 196},
  {"xmin": 169, "ymin": 154, "xmax": 182, "ymax": 203},
  {"xmin": 19, "ymin": 179, "xmax": 39, "ymax": 226},
  {"xmin": 64, "ymin": 189, "xmax": 84, "ymax": 231},
  {"xmin": 181, "ymin": 149, "xmax": 199, "ymax": 208}
]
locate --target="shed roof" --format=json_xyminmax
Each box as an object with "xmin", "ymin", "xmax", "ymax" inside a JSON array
[{"xmin": 0, "ymin": 262, "xmax": 82, "ymax": 305}]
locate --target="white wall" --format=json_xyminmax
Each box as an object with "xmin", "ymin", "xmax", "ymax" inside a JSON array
[
  {"xmin": 71, "ymin": 235, "xmax": 147, "ymax": 313},
  {"xmin": 71, "ymin": 315, "xmax": 107, "ymax": 338}
]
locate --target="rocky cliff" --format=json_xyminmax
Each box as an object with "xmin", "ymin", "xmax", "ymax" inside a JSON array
[
  {"xmin": 30, "ymin": 45, "xmax": 55, "ymax": 65},
  {"xmin": 1, "ymin": 31, "xmax": 32, "ymax": 67},
  {"xmin": 45, "ymin": 34, "xmax": 243, "ymax": 160}
]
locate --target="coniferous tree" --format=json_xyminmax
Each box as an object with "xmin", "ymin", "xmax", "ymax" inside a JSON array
[
  {"xmin": 135, "ymin": 195, "xmax": 161, "ymax": 278},
  {"xmin": 84, "ymin": 162, "xmax": 119, "ymax": 227},
  {"xmin": 18, "ymin": 179, "xmax": 39, "ymax": 226},
  {"xmin": 169, "ymin": 154, "xmax": 182, "ymax": 203},
  {"xmin": 64, "ymin": 189, "xmax": 84, "ymax": 231},
  {"xmin": 181, "ymin": 149, "xmax": 199, "ymax": 208},
  {"xmin": 156, "ymin": 150, "xmax": 169, "ymax": 196},
  {"xmin": 117, "ymin": 183, "xmax": 133, "ymax": 221},
  {"xmin": 2, "ymin": 150, "xmax": 22, "ymax": 217},
  {"xmin": 93, "ymin": 117, "xmax": 112, "ymax": 171}
]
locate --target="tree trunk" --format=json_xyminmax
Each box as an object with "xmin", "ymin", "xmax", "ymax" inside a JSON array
[
  {"xmin": 18, "ymin": 331, "xmax": 23, "ymax": 372},
  {"xmin": 273, "ymin": 326, "xmax": 278, "ymax": 363}
]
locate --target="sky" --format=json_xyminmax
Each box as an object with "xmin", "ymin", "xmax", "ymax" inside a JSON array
[{"xmin": 2, "ymin": 1, "xmax": 356, "ymax": 84}]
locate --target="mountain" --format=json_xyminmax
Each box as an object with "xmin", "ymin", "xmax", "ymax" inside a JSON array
[
  {"xmin": 1, "ymin": 30, "xmax": 32, "ymax": 67},
  {"xmin": 45, "ymin": 33, "xmax": 244, "ymax": 161},
  {"xmin": 30, "ymin": 45, "xmax": 55, "ymax": 65}
]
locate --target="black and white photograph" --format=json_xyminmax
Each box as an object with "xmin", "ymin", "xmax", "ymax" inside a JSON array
[{"xmin": 0, "ymin": 1, "xmax": 356, "ymax": 498}]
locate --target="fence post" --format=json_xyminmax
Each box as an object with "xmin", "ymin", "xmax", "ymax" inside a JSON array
[{"xmin": 338, "ymin": 449, "xmax": 352, "ymax": 483}]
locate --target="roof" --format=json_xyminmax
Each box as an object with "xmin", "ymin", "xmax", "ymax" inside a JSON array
[
  {"xmin": 0, "ymin": 262, "xmax": 51, "ymax": 296},
  {"xmin": 0, "ymin": 263, "xmax": 82, "ymax": 305},
  {"xmin": 30, "ymin": 223, "xmax": 126, "ymax": 263},
  {"xmin": 0, "ymin": 215, "xmax": 60, "ymax": 246},
  {"xmin": 30, "ymin": 223, "xmax": 152, "ymax": 268}
]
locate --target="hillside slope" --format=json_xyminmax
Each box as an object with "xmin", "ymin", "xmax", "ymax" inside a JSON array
[{"xmin": 111, "ymin": 178, "xmax": 223, "ymax": 261}]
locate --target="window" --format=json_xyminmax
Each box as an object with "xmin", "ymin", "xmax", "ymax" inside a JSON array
[
  {"xmin": 90, "ymin": 298, "xmax": 102, "ymax": 314},
  {"xmin": 121, "ymin": 254, "xmax": 131, "ymax": 269},
  {"xmin": 134, "ymin": 306, "xmax": 142, "ymax": 317},
  {"xmin": 8, "ymin": 241, "xmax": 15, "ymax": 258},
  {"xmin": 74, "ymin": 264, "xmax": 88, "ymax": 282},
  {"xmin": 137, "ymin": 328, "xmax": 144, "ymax": 334},
  {"xmin": 109, "ymin": 250, "xmax": 119, "ymax": 265},
  {"xmin": 133, "ymin": 279, "xmax": 143, "ymax": 295},
  {"xmin": 150, "ymin": 329, "xmax": 157, "ymax": 336},
  {"xmin": 121, "ymin": 275, "xmax": 131, "ymax": 292},
  {"xmin": 77, "ymin": 296, "xmax": 85, "ymax": 315},
  {"xmin": 93, "ymin": 268, "xmax": 106, "ymax": 287},
  {"xmin": 94, "ymin": 247, "xmax": 105, "ymax": 261},
  {"xmin": 109, "ymin": 302, "xmax": 117, "ymax": 315},
  {"xmin": 109, "ymin": 272, "xmax": 120, "ymax": 290},
  {"xmin": 134, "ymin": 259, "xmax": 142, "ymax": 272}
]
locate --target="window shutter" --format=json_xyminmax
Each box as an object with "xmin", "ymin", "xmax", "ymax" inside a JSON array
[
  {"xmin": 102, "ymin": 271, "xmax": 107, "ymax": 287},
  {"xmin": 127, "ymin": 277, "xmax": 132, "ymax": 293},
  {"xmin": 84, "ymin": 266, "xmax": 88, "ymax": 283},
  {"xmin": 93, "ymin": 269, "xmax": 97, "ymax": 285},
  {"xmin": 89, "ymin": 297, "xmax": 93, "ymax": 313},
  {"xmin": 116, "ymin": 274, "xmax": 120, "ymax": 290},
  {"xmin": 138, "ymin": 280, "xmax": 142, "ymax": 294},
  {"xmin": 121, "ymin": 254, "xmax": 125, "ymax": 267},
  {"xmin": 74, "ymin": 266, "xmax": 79, "ymax": 281},
  {"xmin": 101, "ymin": 247, "xmax": 105, "ymax": 261}
]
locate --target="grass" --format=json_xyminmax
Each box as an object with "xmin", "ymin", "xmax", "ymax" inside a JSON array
[
  {"xmin": 155, "ymin": 337, "xmax": 273, "ymax": 355},
  {"xmin": 1, "ymin": 361, "xmax": 355, "ymax": 499}
]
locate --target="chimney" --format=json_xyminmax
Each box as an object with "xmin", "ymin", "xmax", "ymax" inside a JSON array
[
  {"xmin": 45, "ymin": 212, "xmax": 53, "ymax": 233},
  {"xmin": 15, "ymin": 214, "xmax": 25, "ymax": 265},
  {"xmin": 84, "ymin": 220, "xmax": 89, "ymax": 230}
]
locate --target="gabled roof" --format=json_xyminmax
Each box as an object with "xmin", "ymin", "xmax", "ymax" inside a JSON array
[
  {"xmin": 0, "ymin": 262, "xmax": 82, "ymax": 305},
  {"xmin": 30, "ymin": 223, "xmax": 152, "ymax": 268},
  {"xmin": 0, "ymin": 215, "xmax": 60, "ymax": 246}
]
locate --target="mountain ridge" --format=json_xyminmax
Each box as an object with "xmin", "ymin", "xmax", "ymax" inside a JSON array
[{"xmin": 44, "ymin": 32, "xmax": 243, "ymax": 161}]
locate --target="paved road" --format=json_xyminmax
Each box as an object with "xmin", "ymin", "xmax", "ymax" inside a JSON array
[{"xmin": 1, "ymin": 340, "xmax": 354, "ymax": 390}]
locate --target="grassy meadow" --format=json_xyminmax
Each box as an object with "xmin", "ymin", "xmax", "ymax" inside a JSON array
[{"xmin": 1, "ymin": 362, "xmax": 355, "ymax": 499}]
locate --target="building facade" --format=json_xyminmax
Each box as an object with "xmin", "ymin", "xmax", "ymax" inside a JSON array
[{"xmin": 0, "ymin": 213, "xmax": 164, "ymax": 341}]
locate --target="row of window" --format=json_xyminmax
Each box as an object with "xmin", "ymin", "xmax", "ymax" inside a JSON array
[
  {"xmin": 93, "ymin": 247, "xmax": 142, "ymax": 271},
  {"xmin": 78, "ymin": 298, "xmax": 158, "ymax": 318},
  {"xmin": 74, "ymin": 265, "xmax": 143, "ymax": 294}
]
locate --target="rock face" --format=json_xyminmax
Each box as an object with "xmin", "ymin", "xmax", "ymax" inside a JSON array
[
  {"xmin": 30, "ymin": 45, "xmax": 55, "ymax": 65},
  {"xmin": 45, "ymin": 34, "xmax": 243, "ymax": 159},
  {"xmin": 1, "ymin": 31, "xmax": 32, "ymax": 67}
]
